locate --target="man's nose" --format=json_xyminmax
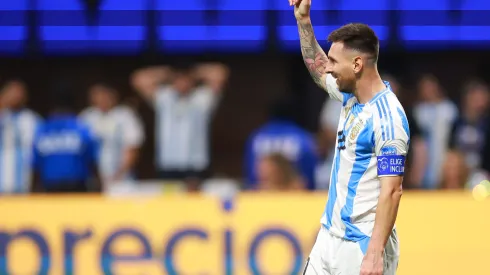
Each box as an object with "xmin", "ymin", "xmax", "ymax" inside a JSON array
[{"xmin": 325, "ymin": 62, "xmax": 333, "ymax": 74}]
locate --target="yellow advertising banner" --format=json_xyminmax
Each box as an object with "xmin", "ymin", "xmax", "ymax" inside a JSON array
[{"xmin": 0, "ymin": 192, "xmax": 489, "ymax": 275}]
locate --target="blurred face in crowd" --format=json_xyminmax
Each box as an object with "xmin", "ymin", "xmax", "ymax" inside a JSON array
[
  {"xmin": 257, "ymin": 154, "xmax": 303, "ymax": 191},
  {"xmin": 418, "ymin": 75, "xmax": 442, "ymax": 102},
  {"xmin": 89, "ymin": 84, "xmax": 118, "ymax": 112},
  {"xmin": 464, "ymin": 84, "xmax": 489, "ymax": 117},
  {"xmin": 257, "ymin": 157, "xmax": 282, "ymax": 190},
  {"xmin": 1, "ymin": 80, "xmax": 27, "ymax": 110},
  {"xmin": 173, "ymin": 71, "xmax": 194, "ymax": 95},
  {"xmin": 326, "ymin": 42, "xmax": 358, "ymax": 93},
  {"xmin": 442, "ymin": 151, "xmax": 468, "ymax": 189}
]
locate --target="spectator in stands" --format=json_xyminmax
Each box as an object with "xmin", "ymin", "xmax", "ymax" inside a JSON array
[
  {"xmin": 79, "ymin": 82, "xmax": 145, "ymax": 187},
  {"xmin": 0, "ymin": 79, "xmax": 41, "ymax": 193},
  {"xmin": 413, "ymin": 74, "xmax": 458, "ymax": 189},
  {"xmin": 447, "ymin": 79, "xmax": 490, "ymax": 188},
  {"xmin": 257, "ymin": 153, "xmax": 305, "ymax": 191},
  {"xmin": 31, "ymin": 92, "xmax": 101, "ymax": 193},
  {"xmin": 316, "ymin": 97, "xmax": 342, "ymax": 190},
  {"xmin": 131, "ymin": 63, "xmax": 229, "ymax": 191},
  {"xmin": 441, "ymin": 151, "xmax": 469, "ymax": 189},
  {"xmin": 382, "ymin": 74, "xmax": 427, "ymax": 189},
  {"xmin": 244, "ymin": 98, "xmax": 318, "ymax": 190}
]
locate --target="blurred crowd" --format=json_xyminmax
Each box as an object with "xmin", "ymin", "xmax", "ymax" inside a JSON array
[{"xmin": 0, "ymin": 63, "xmax": 489, "ymax": 195}]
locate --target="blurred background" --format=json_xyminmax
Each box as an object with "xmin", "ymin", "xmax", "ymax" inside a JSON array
[{"xmin": 1, "ymin": 0, "xmax": 490, "ymax": 274}]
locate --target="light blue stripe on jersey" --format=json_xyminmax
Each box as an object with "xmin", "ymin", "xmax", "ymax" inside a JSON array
[
  {"xmin": 379, "ymin": 97, "xmax": 390, "ymax": 140},
  {"xmin": 369, "ymin": 88, "xmax": 390, "ymax": 103},
  {"xmin": 375, "ymin": 101, "xmax": 386, "ymax": 141},
  {"xmin": 325, "ymin": 145, "xmax": 341, "ymax": 229},
  {"xmin": 340, "ymin": 117, "xmax": 373, "ymax": 242},
  {"xmin": 14, "ymin": 119, "xmax": 23, "ymax": 193},
  {"xmin": 382, "ymin": 95, "xmax": 395, "ymax": 140}
]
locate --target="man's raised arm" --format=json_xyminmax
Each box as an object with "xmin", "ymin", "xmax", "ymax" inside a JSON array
[{"xmin": 293, "ymin": 0, "xmax": 328, "ymax": 91}]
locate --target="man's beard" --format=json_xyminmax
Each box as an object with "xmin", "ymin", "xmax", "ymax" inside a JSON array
[{"xmin": 339, "ymin": 80, "xmax": 355, "ymax": 93}]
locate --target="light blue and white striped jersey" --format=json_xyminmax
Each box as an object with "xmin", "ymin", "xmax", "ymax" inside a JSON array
[
  {"xmin": 79, "ymin": 106, "xmax": 144, "ymax": 183},
  {"xmin": 0, "ymin": 108, "xmax": 41, "ymax": 193},
  {"xmin": 321, "ymin": 75, "xmax": 410, "ymax": 252}
]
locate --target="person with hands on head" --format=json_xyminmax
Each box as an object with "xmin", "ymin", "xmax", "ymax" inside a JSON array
[{"xmin": 131, "ymin": 63, "xmax": 229, "ymax": 190}]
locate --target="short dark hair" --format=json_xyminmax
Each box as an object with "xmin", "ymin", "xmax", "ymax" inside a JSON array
[
  {"xmin": 327, "ymin": 23, "xmax": 379, "ymax": 63},
  {"xmin": 90, "ymin": 81, "xmax": 119, "ymax": 95}
]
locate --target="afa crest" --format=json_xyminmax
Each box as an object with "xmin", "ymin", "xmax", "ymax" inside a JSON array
[{"xmin": 348, "ymin": 119, "xmax": 364, "ymax": 145}]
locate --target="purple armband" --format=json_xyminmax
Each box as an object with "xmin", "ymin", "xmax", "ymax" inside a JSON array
[{"xmin": 377, "ymin": 155, "xmax": 405, "ymax": 176}]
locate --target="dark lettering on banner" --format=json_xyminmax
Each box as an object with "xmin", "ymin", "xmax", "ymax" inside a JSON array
[
  {"xmin": 100, "ymin": 228, "xmax": 153, "ymax": 275},
  {"xmin": 0, "ymin": 226, "xmax": 322, "ymax": 274},
  {"xmin": 248, "ymin": 228, "xmax": 303, "ymax": 275},
  {"xmin": 164, "ymin": 228, "xmax": 208, "ymax": 275},
  {"xmin": 0, "ymin": 229, "xmax": 51, "ymax": 275},
  {"xmin": 64, "ymin": 229, "xmax": 93, "ymax": 274}
]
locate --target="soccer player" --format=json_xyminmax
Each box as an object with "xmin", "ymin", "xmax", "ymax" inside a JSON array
[{"xmin": 290, "ymin": 0, "xmax": 409, "ymax": 274}]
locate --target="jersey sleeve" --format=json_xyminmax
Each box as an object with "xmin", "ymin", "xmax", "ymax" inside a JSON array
[
  {"xmin": 325, "ymin": 74, "xmax": 354, "ymax": 105},
  {"xmin": 374, "ymin": 103, "xmax": 410, "ymax": 177}
]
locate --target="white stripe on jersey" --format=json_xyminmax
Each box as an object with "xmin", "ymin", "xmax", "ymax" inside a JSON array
[
  {"xmin": 79, "ymin": 106, "xmax": 144, "ymax": 182},
  {"xmin": 321, "ymin": 77, "xmax": 409, "ymax": 243},
  {"xmin": 0, "ymin": 109, "xmax": 40, "ymax": 193}
]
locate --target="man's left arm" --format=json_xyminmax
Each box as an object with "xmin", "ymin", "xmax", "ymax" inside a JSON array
[
  {"xmin": 361, "ymin": 111, "xmax": 409, "ymax": 275},
  {"xmin": 366, "ymin": 175, "xmax": 403, "ymax": 256}
]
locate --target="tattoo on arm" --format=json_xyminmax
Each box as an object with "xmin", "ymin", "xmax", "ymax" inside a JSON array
[{"xmin": 298, "ymin": 20, "xmax": 328, "ymax": 90}]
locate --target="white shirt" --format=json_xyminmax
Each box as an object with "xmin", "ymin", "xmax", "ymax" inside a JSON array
[
  {"xmin": 413, "ymin": 100, "xmax": 457, "ymax": 188},
  {"xmin": 0, "ymin": 108, "xmax": 41, "ymax": 193},
  {"xmin": 321, "ymin": 75, "xmax": 410, "ymax": 242},
  {"xmin": 155, "ymin": 85, "xmax": 218, "ymax": 171},
  {"xmin": 79, "ymin": 106, "xmax": 144, "ymax": 182}
]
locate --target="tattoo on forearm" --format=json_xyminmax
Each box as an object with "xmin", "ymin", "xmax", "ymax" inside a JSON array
[{"xmin": 298, "ymin": 21, "xmax": 328, "ymax": 89}]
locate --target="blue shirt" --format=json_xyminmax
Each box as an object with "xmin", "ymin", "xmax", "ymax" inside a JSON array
[
  {"xmin": 32, "ymin": 115, "xmax": 99, "ymax": 186},
  {"xmin": 244, "ymin": 120, "xmax": 318, "ymax": 190}
]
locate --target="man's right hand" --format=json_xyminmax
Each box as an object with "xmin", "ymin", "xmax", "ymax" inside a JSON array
[{"xmin": 290, "ymin": 0, "xmax": 311, "ymax": 21}]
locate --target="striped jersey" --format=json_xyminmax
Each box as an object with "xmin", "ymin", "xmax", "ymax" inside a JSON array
[
  {"xmin": 0, "ymin": 108, "xmax": 41, "ymax": 193},
  {"xmin": 321, "ymin": 74, "xmax": 410, "ymax": 252},
  {"xmin": 79, "ymin": 106, "xmax": 144, "ymax": 182}
]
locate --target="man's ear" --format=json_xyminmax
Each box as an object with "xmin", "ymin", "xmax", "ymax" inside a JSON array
[{"xmin": 353, "ymin": 56, "xmax": 363, "ymax": 74}]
